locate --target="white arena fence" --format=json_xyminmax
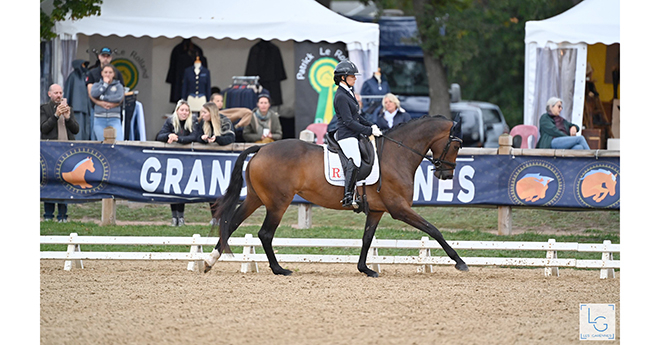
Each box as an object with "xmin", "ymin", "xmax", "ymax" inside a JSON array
[{"xmin": 40, "ymin": 233, "xmax": 619, "ymax": 279}]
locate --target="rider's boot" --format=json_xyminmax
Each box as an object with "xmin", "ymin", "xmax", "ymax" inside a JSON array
[{"xmin": 341, "ymin": 158, "xmax": 359, "ymax": 208}]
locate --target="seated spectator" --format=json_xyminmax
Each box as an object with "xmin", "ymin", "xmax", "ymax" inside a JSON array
[
  {"xmin": 243, "ymin": 94, "xmax": 282, "ymax": 143},
  {"xmin": 155, "ymin": 100, "xmax": 197, "ymax": 226},
  {"xmin": 89, "ymin": 64, "xmax": 124, "ymax": 141},
  {"xmin": 375, "ymin": 93, "xmax": 411, "ymax": 132},
  {"xmin": 196, "ymin": 102, "xmax": 235, "ymax": 146},
  {"xmin": 537, "ymin": 97, "xmax": 590, "ymax": 150}
]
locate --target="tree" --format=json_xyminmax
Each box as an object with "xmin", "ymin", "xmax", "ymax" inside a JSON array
[
  {"xmin": 41, "ymin": 0, "xmax": 103, "ymax": 41},
  {"xmin": 363, "ymin": 0, "xmax": 576, "ymax": 124}
]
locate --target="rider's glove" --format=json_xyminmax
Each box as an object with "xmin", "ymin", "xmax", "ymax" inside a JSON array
[{"xmin": 371, "ymin": 125, "xmax": 383, "ymax": 137}]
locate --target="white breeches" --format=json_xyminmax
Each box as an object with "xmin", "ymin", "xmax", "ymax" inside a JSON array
[{"xmin": 338, "ymin": 137, "xmax": 361, "ymax": 167}]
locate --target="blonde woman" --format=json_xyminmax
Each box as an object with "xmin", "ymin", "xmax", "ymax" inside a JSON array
[
  {"xmin": 196, "ymin": 102, "xmax": 235, "ymax": 146},
  {"xmin": 155, "ymin": 100, "xmax": 197, "ymax": 226},
  {"xmin": 196, "ymin": 101, "xmax": 236, "ymax": 225},
  {"xmin": 375, "ymin": 93, "xmax": 411, "ymax": 131}
]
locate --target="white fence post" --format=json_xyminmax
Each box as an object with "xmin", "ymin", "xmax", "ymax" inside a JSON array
[
  {"xmin": 63, "ymin": 233, "xmax": 84, "ymax": 271},
  {"xmin": 417, "ymin": 236, "xmax": 434, "ymax": 273},
  {"xmin": 600, "ymin": 240, "xmax": 615, "ymax": 279},
  {"xmin": 544, "ymin": 238, "xmax": 559, "ymax": 277},
  {"xmin": 297, "ymin": 129, "xmax": 315, "ymax": 229},
  {"xmin": 240, "ymin": 234, "xmax": 259, "ymax": 273},
  {"xmin": 187, "ymin": 234, "xmax": 205, "ymax": 272}
]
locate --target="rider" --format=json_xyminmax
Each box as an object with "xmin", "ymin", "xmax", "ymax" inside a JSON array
[{"xmin": 333, "ymin": 59, "xmax": 383, "ymax": 208}]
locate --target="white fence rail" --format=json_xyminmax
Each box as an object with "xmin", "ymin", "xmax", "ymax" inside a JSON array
[{"xmin": 40, "ymin": 233, "xmax": 620, "ymax": 278}]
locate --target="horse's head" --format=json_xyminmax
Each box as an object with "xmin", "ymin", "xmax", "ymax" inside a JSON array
[
  {"xmin": 84, "ymin": 157, "xmax": 96, "ymax": 173},
  {"xmin": 430, "ymin": 119, "xmax": 462, "ymax": 180},
  {"xmin": 606, "ymin": 173, "xmax": 617, "ymax": 196}
]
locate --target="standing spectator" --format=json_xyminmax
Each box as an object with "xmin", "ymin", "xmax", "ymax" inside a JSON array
[
  {"xmin": 156, "ymin": 100, "xmax": 197, "ymax": 226},
  {"xmin": 196, "ymin": 101, "xmax": 236, "ymax": 225},
  {"xmin": 41, "ymin": 84, "xmax": 79, "ymax": 222},
  {"xmin": 86, "ymin": 47, "xmax": 125, "ymax": 140},
  {"xmin": 375, "ymin": 93, "xmax": 411, "ymax": 132},
  {"xmin": 90, "ymin": 64, "xmax": 125, "ymax": 141},
  {"xmin": 537, "ymin": 97, "xmax": 590, "ymax": 150},
  {"xmin": 243, "ymin": 94, "xmax": 282, "ymax": 143}
]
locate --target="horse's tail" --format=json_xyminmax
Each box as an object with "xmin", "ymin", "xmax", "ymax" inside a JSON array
[{"xmin": 213, "ymin": 145, "xmax": 263, "ymax": 254}]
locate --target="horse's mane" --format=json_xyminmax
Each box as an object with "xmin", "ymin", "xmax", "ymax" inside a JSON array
[{"xmin": 385, "ymin": 114, "xmax": 452, "ymax": 137}]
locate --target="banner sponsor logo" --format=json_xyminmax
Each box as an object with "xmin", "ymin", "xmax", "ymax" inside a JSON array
[
  {"xmin": 575, "ymin": 163, "xmax": 620, "ymax": 208},
  {"xmin": 54, "ymin": 147, "xmax": 110, "ymax": 195},
  {"xmin": 508, "ymin": 160, "xmax": 564, "ymax": 206}
]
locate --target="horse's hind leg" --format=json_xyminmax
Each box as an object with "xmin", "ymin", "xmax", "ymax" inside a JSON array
[
  {"xmin": 390, "ymin": 204, "xmax": 469, "ymax": 272},
  {"xmin": 258, "ymin": 205, "xmax": 292, "ymax": 276},
  {"xmin": 205, "ymin": 194, "xmax": 263, "ymax": 272},
  {"xmin": 357, "ymin": 211, "xmax": 384, "ymax": 277}
]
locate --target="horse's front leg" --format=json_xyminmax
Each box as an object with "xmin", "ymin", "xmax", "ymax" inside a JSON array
[
  {"xmin": 357, "ymin": 211, "xmax": 384, "ymax": 277},
  {"xmin": 390, "ymin": 204, "xmax": 469, "ymax": 272}
]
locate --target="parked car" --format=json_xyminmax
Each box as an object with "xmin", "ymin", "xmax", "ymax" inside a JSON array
[{"xmin": 450, "ymin": 101, "xmax": 509, "ymax": 148}]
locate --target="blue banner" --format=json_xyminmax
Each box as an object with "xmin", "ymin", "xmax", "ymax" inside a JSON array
[{"xmin": 40, "ymin": 142, "xmax": 619, "ymax": 209}]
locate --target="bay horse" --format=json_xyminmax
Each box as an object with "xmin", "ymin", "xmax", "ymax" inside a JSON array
[{"xmin": 204, "ymin": 115, "xmax": 469, "ymax": 277}]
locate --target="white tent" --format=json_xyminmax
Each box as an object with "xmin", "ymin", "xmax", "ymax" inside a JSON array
[
  {"xmin": 523, "ymin": 0, "xmax": 619, "ymax": 131},
  {"xmin": 54, "ymin": 0, "xmax": 378, "ymax": 69},
  {"xmin": 50, "ymin": 0, "xmax": 379, "ymax": 139}
]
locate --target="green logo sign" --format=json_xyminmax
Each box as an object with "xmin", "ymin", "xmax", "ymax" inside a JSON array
[{"xmin": 308, "ymin": 57, "xmax": 338, "ymax": 124}]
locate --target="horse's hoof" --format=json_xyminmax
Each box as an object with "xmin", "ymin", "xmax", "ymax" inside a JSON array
[
  {"xmin": 359, "ymin": 268, "xmax": 379, "ymax": 278},
  {"xmin": 203, "ymin": 262, "xmax": 213, "ymax": 273},
  {"xmin": 455, "ymin": 262, "xmax": 469, "ymax": 272},
  {"xmin": 274, "ymin": 268, "xmax": 293, "ymax": 276}
]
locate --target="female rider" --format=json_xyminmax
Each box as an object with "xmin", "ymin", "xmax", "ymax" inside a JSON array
[{"xmin": 333, "ymin": 60, "xmax": 382, "ymax": 208}]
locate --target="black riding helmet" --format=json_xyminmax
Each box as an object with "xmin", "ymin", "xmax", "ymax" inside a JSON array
[{"xmin": 334, "ymin": 60, "xmax": 360, "ymax": 85}]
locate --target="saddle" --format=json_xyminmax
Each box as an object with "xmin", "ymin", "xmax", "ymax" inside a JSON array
[{"xmin": 324, "ymin": 131, "xmax": 375, "ymax": 181}]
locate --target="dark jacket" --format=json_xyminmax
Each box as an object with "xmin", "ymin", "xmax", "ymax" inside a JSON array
[
  {"xmin": 536, "ymin": 113, "xmax": 580, "ymax": 149},
  {"xmin": 156, "ymin": 117, "xmax": 198, "ymax": 144},
  {"xmin": 245, "ymin": 40, "xmax": 287, "ymax": 105},
  {"xmin": 375, "ymin": 109, "xmax": 411, "ymax": 132},
  {"xmin": 195, "ymin": 116, "xmax": 236, "ymax": 146},
  {"xmin": 181, "ymin": 65, "xmax": 212, "ymax": 100},
  {"xmin": 165, "ymin": 39, "xmax": 207, "ymax": 103},
  {"xmin": 40, "ymin": 100, "xmax": 80, "ymax": 140},
  {"xmin": 333, "ymin": 86, "xmax": 374, "ymax": 140}
]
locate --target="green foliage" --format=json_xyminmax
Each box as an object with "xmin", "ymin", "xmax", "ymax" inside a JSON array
[
  {"xmin": 365, "ymin": 0, "xmax": 577, "ymax": 126},
  {"xmin": 40, "ymin": 0, "xmax": 103, "ymax": 41}
]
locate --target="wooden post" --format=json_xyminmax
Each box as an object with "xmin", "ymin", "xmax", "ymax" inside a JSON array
[
  {"xmin": 544, "ymin": 238, "xmax": 559, "ymax": 277},
  {"xmin": 101, "ymin": 127, "xmax": 117, "ymax": 226},
  {"xmin": 497, "ymin": 134, "xmax": 513, "ymax": 235},
  {"xmin": 600, "ymin": 240, "xmax": 615, "ymax": 279},
  {"xmin": 297, "ymin": 129, "xmax": 315, "ymax": 229}
]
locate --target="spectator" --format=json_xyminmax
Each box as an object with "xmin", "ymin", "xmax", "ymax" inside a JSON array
[
  {"xmin": 90, "ymin": 64, "xmax": 125, "ymax": 141},
  {"xmin": 537, "ymin": 97, "xmax": 590, "ymax": 150},
  {"xmin": 243, "ymin": 94, "xmax": 282, "ymax": 143},
  {"xmin": 156, "ymin": 100, "xmax": 197, "ymax": 226},
  {"xmin": 196, "ymin": 101, "xmax": 236, "ymax": 225},
  {"xmin": 86, "ymin": 47, "xmax": 125, "ymax": 140},
  {"xmin": 210, "ymin": 92, "xmax": 224, "ymax": 110},
  {"xmin": 375, "ymin": 93, "xmax": 411, "ymax": 132},
  {"xmin": 41, "ymin": 84, "xmax": 79, "ymax": 222}
]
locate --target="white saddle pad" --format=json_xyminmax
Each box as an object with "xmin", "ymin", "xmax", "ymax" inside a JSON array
[{"xmin": 323, "ymin": 139, "xmax": 380, "ymax": 187}]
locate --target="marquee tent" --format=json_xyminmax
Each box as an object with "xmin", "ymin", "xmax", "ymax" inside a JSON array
[
  {"xmin": 49, "ymin": 0, "xmax": 379, "ymax": 139},
  {"xmin": 523, "ymin": 0, "xmax": 619, "ymax": 131},
  {"xmin": 54, "ymin": 0, "xmax": 379, "ymax": 78}
]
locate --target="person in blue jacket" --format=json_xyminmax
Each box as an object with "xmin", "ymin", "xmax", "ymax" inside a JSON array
[
  {"xmin": 375, "ymin": 93, "xmax": 411, "ymax": 132},
  {"xmin": 333, "ymin": 60, "xmax": 382, "ymax": 208}
]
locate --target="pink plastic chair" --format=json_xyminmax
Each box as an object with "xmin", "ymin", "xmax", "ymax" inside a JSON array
[
  {"xmin": 305, "ymin": 123, "xmax": 328, "ymax": 145},
  {"xmin": 509, "ymin": 125, "xmax": 539, "ymax": 149}
]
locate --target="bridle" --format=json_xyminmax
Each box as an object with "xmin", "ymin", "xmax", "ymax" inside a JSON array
[{"xmin": 380, "ymin": 127, "xmax": 463, "ymax": 173}]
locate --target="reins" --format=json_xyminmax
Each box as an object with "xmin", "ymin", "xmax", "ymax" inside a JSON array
[{"xmin": 380, "ymin": 133, "xmax": 462, "ymax": 172}]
